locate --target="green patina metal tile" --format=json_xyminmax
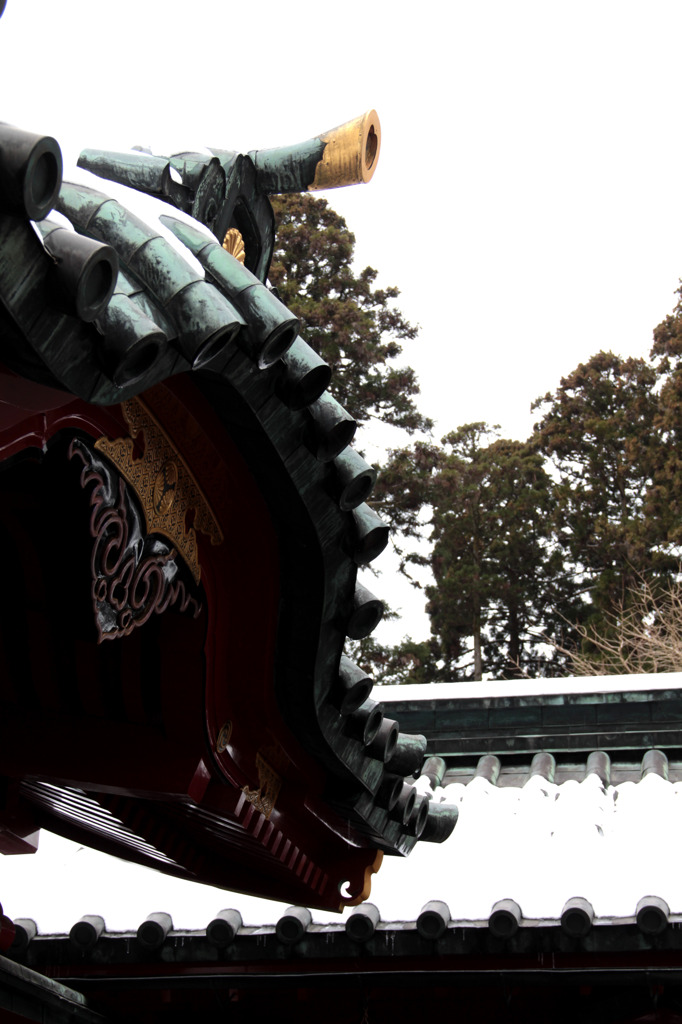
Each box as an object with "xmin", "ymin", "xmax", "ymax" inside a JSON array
[
  {"xmin": 542, "ymin": 704, "xmax": 597, "ymax": 726},
  {"xmin": 596, "ymin": 702, "xmax": 652, "ymax": 724},
  {"xmin": 488, "ymin": 707, "xmax": 543, "ymax": 728},
  {"xmin": 607, "ymin": 690, "xmax": 654, "ymax": 704},
  {"xmin": 652, "ymin": 700, "xmax": 682, "ymax": 722},
  {"xmin": 438, "ymin": 708, "xmax": 488, "ymax": 729},
  {"xmin": 395, "ymin": 711, "xmax": 435, "ymax": 732}
]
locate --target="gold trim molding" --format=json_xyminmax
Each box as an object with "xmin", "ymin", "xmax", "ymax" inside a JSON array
[{"xmin": 95, "ymin": 398, "xmax": 223, "ymax": 583}]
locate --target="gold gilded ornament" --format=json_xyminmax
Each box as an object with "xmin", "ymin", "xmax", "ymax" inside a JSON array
[
  {"xmin": 153, "ymin": 460, "xmax": 178, "ymax": 515},
  {"xmin": 95, "ymin": 398, "xmax": 223, "ymax": 583},
  {"xmin": 216, "ymin": 721, "xmax": 233, "ymax": 753},
  {"xmin": 310, "ymin": 109, "xmax": 381, "ymax": 191},
  {"xmin": 242, "ymin": 753, "xmax": 282, "ymax": 819},
  {"xmin": 222, "ymin": 228, "xmax": 246, "ymax": 264}
]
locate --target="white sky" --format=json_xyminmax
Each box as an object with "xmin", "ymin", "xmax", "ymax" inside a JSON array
[
  {"xmin": 2, "ymin": 0, "xmax": 682, "ymax": 930},
  {"xmin": 5, "ymin": 0, "xmax": 682, "ymax": 636},
  {"xmin": 2, "ymin": 0, "xmax": 680, "ymax": 443}
]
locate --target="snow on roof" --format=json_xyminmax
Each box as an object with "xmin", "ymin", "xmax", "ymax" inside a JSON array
[
  {"xmin": 2, "ymin": 746, "xmax": 679, "ymax": 938},
  {"xmin": 378, "ymin": 672, "xmax": 682, "ymax": 702}
]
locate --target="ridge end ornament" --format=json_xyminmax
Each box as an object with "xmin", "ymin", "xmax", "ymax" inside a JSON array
[
  {"xmin": 95, "ymin": 397, "xmax": 223, "ymax": 584},
  {"xmin": 310, "ymin": 110, "xmax": 381, "ymax": 192}
]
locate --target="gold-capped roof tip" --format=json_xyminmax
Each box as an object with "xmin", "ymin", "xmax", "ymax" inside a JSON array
[
  {"xmin": 359, "ymin": 109, "xmax": 381, "ymax": 182},
  {"xmin": 310, "ymin": 109, "xmax": 381, "ymax": 192}
]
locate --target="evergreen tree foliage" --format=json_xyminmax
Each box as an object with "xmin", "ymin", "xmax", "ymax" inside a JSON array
[
  {"xmin": 346, "ymin": 633, "xmax": 447, "ymax": 687},
  {"xmin": 269, "ymin": 194, "xmax": 431, "ymax": 435},
  {"xmin": 648, "ymin": 281, "xmax": 682, "ymax": 546},
  {"xmin": 531, "ymin": 351, "xmax": 671, "ymax": 642},
  {"xmin": 368, "ymin": 440, "xmax": 442, "ymax": 575},
  {"xmin": 270, "ymin": 194, "xmax": 682, "ymax": 682},
  {"xmin": 270, "ymin": 193, "xmax": 438, "ymax": 680},
  {"xmin": 426, "ymin": 425, "xmax": 561, "ymax": 680}
]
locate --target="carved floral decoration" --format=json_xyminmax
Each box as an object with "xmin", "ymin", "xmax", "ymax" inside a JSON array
[{"xmin": 69, "ymin": 438, "xmax": 202, "ymax": 642}]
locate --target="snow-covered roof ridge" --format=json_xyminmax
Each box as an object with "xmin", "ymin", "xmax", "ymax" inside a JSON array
[{"xmin": 378, "ymin": 672, "xmax": 682, "ymax": 703}]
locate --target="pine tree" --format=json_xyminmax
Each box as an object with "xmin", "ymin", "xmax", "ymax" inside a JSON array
[
  {"xmin": 426, "ymin": 425, "xmax": 560, "ymax": 680},
  {"xmin": 648, "ymin": 281, "xmax": 682, "ymax": 546},
  {"xmin": 270, "ymin": 193, "xmax": 436, "ymax": 678},
  {"xmin": 268, "ymin": 194, "xmax": 431, "ymax": 435},
  {"xmin": 531, "ymin": 351, "xmax": 668, "ymax": 639}
]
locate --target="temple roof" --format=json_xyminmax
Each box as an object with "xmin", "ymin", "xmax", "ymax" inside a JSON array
[
  {"xmin": 3, "ymin": 738, "xmax": 679, "ymax": 931},
  {"xmin": 0, "ymin": 119, "xmax": 453, "ymax": 912},
  {"xmin": 4, "ymin": 676, "xmax": 682, "ymax": 1021},
  {"xmin": 2, "ymin": 748, "xmax": 681, "ymax": 1022}
]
